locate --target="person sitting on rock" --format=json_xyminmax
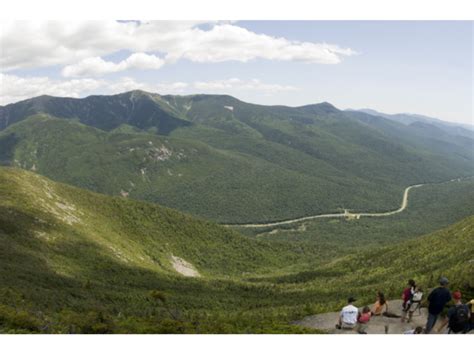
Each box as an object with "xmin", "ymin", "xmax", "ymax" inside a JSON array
[
  {"xmin": 372, "ymin": 291, "xmax": 389, "ymax": 316},
  {"xmin": 357, "ymin": 306, "xmax": 372, "ymax": 334},
  {"xmin": 336, "ymin": 297, "xmax": 359, "ymax": 330},
  {"xmin": 371, "ymin": 291, "xmax": 401, "ymax": 333}
]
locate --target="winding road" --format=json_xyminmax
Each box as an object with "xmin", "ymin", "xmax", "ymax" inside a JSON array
[{"xmin": 224, "ymin": 177, "xmax": 471, "ymax": 229}]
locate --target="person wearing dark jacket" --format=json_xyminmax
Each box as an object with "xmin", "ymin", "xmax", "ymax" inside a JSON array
[
  {"xmin": 436, "ymin": 291, "xmax": 470, "ymax": 334},
  {"xmin": 425, "ymin": 277, "xmax": 452, "ymax": 333}
]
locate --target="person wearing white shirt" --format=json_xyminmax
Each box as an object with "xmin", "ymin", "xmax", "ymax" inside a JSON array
[{"xmin": 336, "ymin": 297, "xmax": 359, "ymax": 330}]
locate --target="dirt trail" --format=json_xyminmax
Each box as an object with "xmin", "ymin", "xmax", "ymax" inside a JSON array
[
  {"xmin": 225, "ymin": 177, "xmax": 471, "ymax": 229},
  {"xmin": 294, "ymin": 300, "xmax": 443, "ymax": 334}
]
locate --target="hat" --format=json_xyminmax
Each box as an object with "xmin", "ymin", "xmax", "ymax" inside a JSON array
[
  {"xmin": 348, "ymin": 296, "xmax": 356, "ymax": 303},
  {"xmin": 439, "ymin": 277, "xmax": 449, "ymax": 286},
  {"xmin": 452, "ymin": 291, "xmax": 462, "ymax": 300}
]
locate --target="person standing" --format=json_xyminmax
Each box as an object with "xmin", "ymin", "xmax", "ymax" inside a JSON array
[
  {"xmin": 402, "ymin": 286, "xmax": 423, "ymax": 323},
  {"xmin": 402, "ymin": 279, "xmax": 416, "ymax": 313},
  {"xmin": 425, "ymin": 277, "xmax": 452, "ymax": 333},
  {"xmin": 437, "ymin": 291, "xmax": 470, "ymax": 334}
]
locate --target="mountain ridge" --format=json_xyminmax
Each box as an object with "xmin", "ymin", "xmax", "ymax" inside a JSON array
[
  {"xmin": 351, "ymin": 107, "xmax": 474, "ymax": 136},
  {"xmin": 3, "ymin": 91, "xmax": 471, "ymax": 131},
  {"xmin": 1, "ymin": 91, "xmax": 473, "ymax": 223}
]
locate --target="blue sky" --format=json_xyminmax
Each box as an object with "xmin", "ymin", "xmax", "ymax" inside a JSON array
[
  {"xmin": 1, "ymin": 21, "xmax": 472, "ymax": 124},
  {"xmin": 236, "ymin": 21, "xmax": 473, "ymax": 123}
]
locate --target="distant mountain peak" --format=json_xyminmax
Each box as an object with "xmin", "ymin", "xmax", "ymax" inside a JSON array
[
  {"xmin": 297, "ymin": 101, "xmax": 340, "ymax": 115},
  {"xmin": 353, "ymin": 108, "xmax": 474, "ymax": 134},
  {"xmin": 123, "ymin": 89, "xmax": 156, "ymax": 97},
  {"xmin": 319, "ymin": 101, "xmax": 337, "ymax": 108}
]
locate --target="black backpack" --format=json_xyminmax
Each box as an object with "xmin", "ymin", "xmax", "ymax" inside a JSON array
[{"xmin": 449, "ymin": 305, "xmax": 469, "ymax": 333}]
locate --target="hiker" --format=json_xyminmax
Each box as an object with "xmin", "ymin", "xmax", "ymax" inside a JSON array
[
  {"xmin": 402, "ymin": 286, "xmax": 423, "ymax": 323},
  {"xmin": 425, "ymin": 277, "xmax": 452, "ymax": 333},
  {"xmin": 402, "ymin": 279, "xmax": 416, "ymax": 313},
  {"xmin": 469, "ymin": 299, "xmax": 474, "ymax": 332},
  {"xmin": 336, "ymin": 297, "xmax": 359, "ymax": 330},
  {"xmin": 371, "ymin": 291, "xmax": 390, "ymax": 334},
  {"xmin": 436, "ymin": 291, "xmax": 470, "ymax": 334},
  {"xmin": 404, "ymin": 326, "xmax": 423, "ymax": 334},
  {"xmin": 372, "ymin": 291, "xmax": 388, "ymax": 316},
  {"xmin": 356, "ymin": 306, "xmax": 372, "ymax": 334}
]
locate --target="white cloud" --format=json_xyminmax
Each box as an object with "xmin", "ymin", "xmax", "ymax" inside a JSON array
[
  {"xmin": 1, "ymin": 74, "xmax": 293, "ymax": 105},
  {"xmin": 1, "ymin": 21, "xmax": 357, "ymax": 72},
  {"xmin": 164, "ymin": 24, "xmax": 356, "ymax": 65},
  {"xmin": 62, "ymin": 53, "xmax": 165, "ymax": 77},
  {"xmin": 0, "ymin": 73, "xmax": 103, "ymax": 105},
  {"xmin": 104, "ymin": 77, "xmax": 189, "ymax": 95}
]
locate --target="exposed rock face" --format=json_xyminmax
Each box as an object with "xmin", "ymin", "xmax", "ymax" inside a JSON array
[{"xmin": 170, "ymin": 255, "xmax": 200, "ymax": 277}]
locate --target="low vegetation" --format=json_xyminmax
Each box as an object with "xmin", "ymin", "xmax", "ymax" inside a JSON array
[{"xmin": 0, "ymin": 168, "xmax": 472, "ymax": 333}]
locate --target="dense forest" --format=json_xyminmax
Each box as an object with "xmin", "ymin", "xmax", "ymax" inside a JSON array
[
  {"xmin": 1, "ymin": 91, "xmax": 473, "ymax": 223},
  {"xmin": 0, "ymin": 168, "xmax": 472, "ymax": 333}
]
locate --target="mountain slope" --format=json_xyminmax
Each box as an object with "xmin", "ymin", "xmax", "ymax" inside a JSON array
[
  {"xmin": 247, "ymin": 215, "xmax": 474, "ymax": 312},
  {"xmin": 0, "ymin": 114, "xmax": 405, "ymax": 223},
  {"xmin": 0, "ymin": 167, "xmax": 472, "ymax": 333},
  {"xmin": 1, "ymin": 92, "xmax": 473, "ymax": 223},
  {"xmin": 0, "ymin": 90, "xmax": 191, "ymax": 133},
  {"xmin": 0, "ymin": 167, "xmax": 316, "ymax": 279}
]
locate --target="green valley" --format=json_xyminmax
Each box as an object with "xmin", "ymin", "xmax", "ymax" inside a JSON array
[
  {"xmin": 1, "ymin": 92, "xmax": 473, "ymax": 224},
  {"xmin": 238, "ymin": 178, "xmax": 474, "ymax": 255},
  {"xmin": 0, "ymin": 167, "xmax": 472, "ymax": 333}
]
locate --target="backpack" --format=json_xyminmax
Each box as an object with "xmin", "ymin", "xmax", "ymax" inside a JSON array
[{"xmin": 448, "ymin": 305, "xmax": 469, "ymax": 333}]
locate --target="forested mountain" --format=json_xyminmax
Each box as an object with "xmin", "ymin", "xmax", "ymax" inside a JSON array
[
  {"xmin": 0, "ymin": 167, "xmax": 472, "ymax": 333},
  {"xmin": 1, "ymin": 91, "xmax": 472, "ymax": 223}
]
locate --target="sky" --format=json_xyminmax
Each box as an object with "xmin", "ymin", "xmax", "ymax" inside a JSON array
[{"xmin": 0, "ymin": 20, "xmax": 472, "ymax": 124}]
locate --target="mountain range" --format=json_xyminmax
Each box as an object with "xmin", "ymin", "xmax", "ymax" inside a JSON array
[
  {"xmin": 351, "ymin": 108, "xmax": 474, "ymax": 138},
  {"xmin": 1, "ymin": 91, "xmax": 473, "ymax": 223}
]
